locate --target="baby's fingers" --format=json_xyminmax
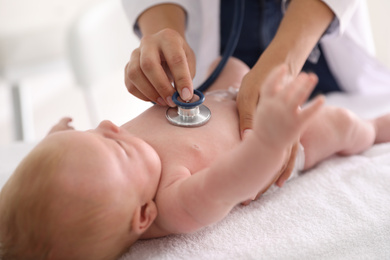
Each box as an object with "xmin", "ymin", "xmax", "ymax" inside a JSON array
[
  {"xmin": 299, "ymin": 95, "xmax": 325, "ymax": 126},
  {"xmin": 59, "ymin": 117, "xmax": 73, "ymax": 126},
  {"xmin": 262, "ymin": 64, "xmax": 288, "ymax": 97},
  {"xmin": 288, "ymin": 73, "xmax": 318, "ymax": 108}
]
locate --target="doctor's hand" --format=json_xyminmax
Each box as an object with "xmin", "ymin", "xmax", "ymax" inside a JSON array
[
  {"xmin": 124, "ymin": 28, "xmax": 196, "ymax": 107},
  {"xmin": 236, "ymin": 70, "xmax": 262, "ymax": 138}
]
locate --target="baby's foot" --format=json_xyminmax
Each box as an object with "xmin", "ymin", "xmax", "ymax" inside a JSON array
[{"xmin": 373, "ymin": 113, "xmax": 390, "ymax": 144}]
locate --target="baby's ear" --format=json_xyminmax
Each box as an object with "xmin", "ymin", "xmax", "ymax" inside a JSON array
[{"xmin": 131, "ymin": 200, "xmax": 157, "ymax": 235}]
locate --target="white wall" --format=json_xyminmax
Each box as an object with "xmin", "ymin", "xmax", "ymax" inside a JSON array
[
  {"xmin": 367, "ymin": 0, "xmax": 390, "ymax": 69},
  {"xmin": 0, "ymin": 0, "xmax": 389, "ymax": 145}
]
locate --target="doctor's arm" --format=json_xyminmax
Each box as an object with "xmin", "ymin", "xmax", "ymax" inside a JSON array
[
  {"xmin": 124, "ymin": 4, "xmax": 196, "ymax": 106},
  {"xmin": 237, "ymin": 0, "xmax": 334, "ymax": 137},
  {"xmin": 236, "ymin": 0, "xmax": 334, "ymax": 186}
]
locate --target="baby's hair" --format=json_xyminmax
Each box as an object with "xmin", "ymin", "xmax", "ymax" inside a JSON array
[
  {"xmin": 0, "ymin": 136, "xmax": 135, "ymax": 260},
  {"xmin": 0, "ymin": 141, "xmax": 63, "ymax": 259}
]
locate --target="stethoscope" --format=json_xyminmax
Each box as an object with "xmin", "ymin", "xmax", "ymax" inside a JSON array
[{"xmin": 166, "ymin": 0, "xmax": 245, "ymax": 127}]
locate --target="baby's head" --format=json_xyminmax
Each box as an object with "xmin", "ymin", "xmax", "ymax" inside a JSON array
[{"xmin": 0, "ymin": 120, "xmax": 161, "ymax": 259}]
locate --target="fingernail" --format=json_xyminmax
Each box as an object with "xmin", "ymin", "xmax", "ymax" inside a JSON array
[
  {"xmin": 166, "ymin": 96, "xmax": 176, "ymax": 107},
  {"xmin": 181, "ymin": 88, "xmax": 191, "ymax": 101},
  {"xmin": 157, "ymin": 97, "xmax": 166, "ymax": 106},
  {"xmin": 242, "ymin": 129, "xmax": 253, "ymax": 140}
]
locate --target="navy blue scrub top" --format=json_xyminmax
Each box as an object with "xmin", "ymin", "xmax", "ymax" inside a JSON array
[{"xmin": 220, "ymin": 0, "xmax": 342, "ymax": 96}]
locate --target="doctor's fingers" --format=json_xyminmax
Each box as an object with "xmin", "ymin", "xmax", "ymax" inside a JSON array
[
  {"xmin": 139, "ymin": 46, "xmax": 179, "ymax": 105},
  {"xmin": 125, "ymin": 70, "xmax": 155, "ymax": 103},
  {"xmin": 126, "ymin": 48, "xmax": 173, "ymax": 106},
  {"xmin": 162, "ymin": 41, "xmax": 196, "ymax": 101},
  {"xmin": 237, "ymin": 87, "xmax": 258, "ymax": 138},
  {"xmin": 125, "ymin": 52, "xmax": 153, "ymax": 101},
  {"xmin": 125, "ymin": 61, "xmax": 166, "ymax": 106}
]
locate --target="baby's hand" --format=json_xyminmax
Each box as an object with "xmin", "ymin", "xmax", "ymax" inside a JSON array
[
  {"xmin": 253, "ymin": 65, "xmax": 324, "ymax": 149},
  {"xmin": 48, "ymin": 117, "xmax": 74, "ymax": 135}
]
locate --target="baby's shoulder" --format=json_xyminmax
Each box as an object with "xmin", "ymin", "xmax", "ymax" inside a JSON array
[
  {"xmin": 152, "ymin": 165, "xmax": 203, "ymax": 234},
  {"xmin": 158, "ymin": 164, "xmax": 191, "ymax": 192}
]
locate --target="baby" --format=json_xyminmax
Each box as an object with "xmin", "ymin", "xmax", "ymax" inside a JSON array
[{"xmin": 1, "ymin": 57, "xmax": 389, "ymax": 260}]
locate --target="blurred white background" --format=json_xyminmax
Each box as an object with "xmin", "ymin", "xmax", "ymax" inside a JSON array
[{"xmin": 0, "ymin": 0, "xmax": 389, "ymax": 145}]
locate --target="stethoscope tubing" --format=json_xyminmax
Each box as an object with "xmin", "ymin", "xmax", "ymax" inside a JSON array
[{"xmin": 197, "ymin": 0, "xmax": 245, "ymax": 92}]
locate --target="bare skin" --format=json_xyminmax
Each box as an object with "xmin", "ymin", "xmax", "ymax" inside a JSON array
[
  {"xmin": 59, "ymin": 58, "xmax": 390, "ymax": 238},
  {"xmin": 122, "ymin": 59, "xmax": 390, "ymax": 237},
  {"xmin": 3, "ymin": 58, "xmax": 390, "ymax": 260}
]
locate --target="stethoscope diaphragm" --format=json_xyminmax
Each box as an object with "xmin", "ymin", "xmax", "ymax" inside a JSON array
[{"xmin": 166, "ymin": 89, "xmax": 211, "ymax": 127}]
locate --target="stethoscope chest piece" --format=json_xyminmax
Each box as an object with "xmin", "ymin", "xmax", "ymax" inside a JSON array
[{"xmin": 166, "ymin": 89, "xmax": 211, "ymax": 127}]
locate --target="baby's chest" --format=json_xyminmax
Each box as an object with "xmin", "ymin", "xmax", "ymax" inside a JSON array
[
  {"xmin": 158, "ymin": 124, "xmax": 239, "ymax": 174},
  {"xmin": 168, "ymin": 102, "xmax": 239, "ymax": 165}
]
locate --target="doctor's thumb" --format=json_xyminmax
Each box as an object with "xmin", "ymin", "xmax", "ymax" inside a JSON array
[{"xmin": 238, "ymin": 102, "xmax": 256, "ymax": 140}]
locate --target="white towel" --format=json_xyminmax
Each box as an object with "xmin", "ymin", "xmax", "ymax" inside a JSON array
[{"xmin": 121, "ymin": 143, "xmax": 390, "ymax": 260}]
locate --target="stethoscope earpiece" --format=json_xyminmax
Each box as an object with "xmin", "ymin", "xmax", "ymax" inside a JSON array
[{"xmin": 166, "ymin": 89, "xmax": 211, "ymax": 127}]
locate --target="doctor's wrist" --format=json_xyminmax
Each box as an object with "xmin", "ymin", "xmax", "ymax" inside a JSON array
[{"xmin": 138, "ymin": 3, "xmax": 187, "ymax": 37}]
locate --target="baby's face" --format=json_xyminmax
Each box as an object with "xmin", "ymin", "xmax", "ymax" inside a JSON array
[
  {"xmin": 0, "ymin": 120, "xmax": 161, "ymax": 258},
  {"xmin": 49, "ymin": 120, "xmax": 162, "ymax": 211}
]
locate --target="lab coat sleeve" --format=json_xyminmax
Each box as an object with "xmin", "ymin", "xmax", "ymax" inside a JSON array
[
  {"xmin": 281, "ymin": 0, "xmax": 360, "ymax": 38},
  {"xmin": 318, "ymin": 0, "xmax": 361, "ymax": 38},
  {"xmin": 121, "ymin": 0, "xmax": 199, "ymax": 38}
]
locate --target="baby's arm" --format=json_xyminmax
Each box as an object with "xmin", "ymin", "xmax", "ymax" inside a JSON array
[
  {"xmin": 47, "ymin": 117, "xmax": 74, "ymax": 135},
  {"xmin": 156, "ymin": 65, "xmax": 325, "ymax": 234}
]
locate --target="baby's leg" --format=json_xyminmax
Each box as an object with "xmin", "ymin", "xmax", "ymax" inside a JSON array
[
  {"xmin": 204, "ymin": 57, "xmax": 250, "ymax": 93},
  {"xmin": 372, "ymin": 113, "xmax": 390, "ymax": 143},
  {"xmin": 300, "ymin": 107, "xmax": 390, "ymax": 170}
]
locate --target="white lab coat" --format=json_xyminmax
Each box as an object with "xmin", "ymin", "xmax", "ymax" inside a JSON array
[{"xmin": 122, "ymin": 0, "xmax": 390, "ymax": 94}]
